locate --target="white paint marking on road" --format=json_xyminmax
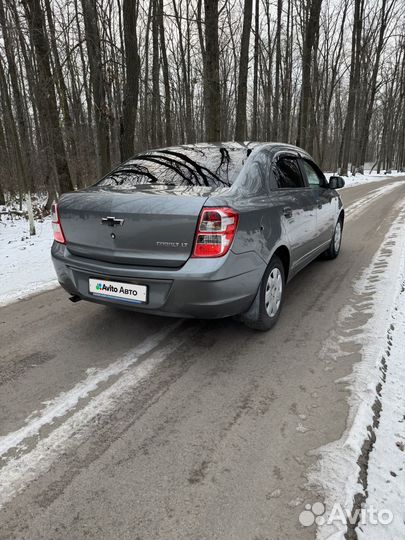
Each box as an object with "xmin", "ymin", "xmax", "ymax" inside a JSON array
[
  {"xmin": 345, "ymin": 182, "xmax": 403, "ymax": 221},
  {"xmin": 0, "ymin": 322, "xmax": 180, "ymax": 458},
  {"xmin": 0, "ymin": 325, "xmax": 197, "ymax": 508}
]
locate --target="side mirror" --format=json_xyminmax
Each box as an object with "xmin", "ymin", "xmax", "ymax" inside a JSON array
[{"xmin": 329, "ymin": 176, "xmax": 345, "ymax": 189}]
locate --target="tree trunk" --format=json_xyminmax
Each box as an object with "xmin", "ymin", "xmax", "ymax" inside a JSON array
[
  {"xmin": 234, "ymin": 0, "xmax": 253, "ymax": 141},
  {"xmin": 0, "ymin": 0, "xmax": 33, "ymax": 192},
  {"xmin": 120, "ymin": 0, "xmax": 140, "ymax": 160},
  {"xmin": 173, "ymin": 0, "xmax": 194, "ymax": 143},
  {"xmin": 355, "ymin": 0, "xmax": 393, "ymax": 169},
  {"xmin": 21, "ymin": 0, "xmax": 74, "ymax": 194},
  {"xmin": 297, "ymin": 0, "xmax": 323, "ymax": 149},
  {"xmin": 271, "ymin": 0, "xmax": 282, "ymax": 140},
  {"xmin": 203, "ymin": 0, "xmax": 221, "ymax": 142},
  {"xmin": 81, "ymin": 0, "xmax": 111, "ymax": 175},
  {"xmin": 26, "ymin": 191, "xmax": 36, "ymax": 236},
  {"xmin": 281, "ymin": 0, "xmax": 293, "ymax": 142},
  {"xmin": 0, "ymin": 56, "xmax": 26, "ymax": 195},
  {"xmin": 338, "ymin": 0, "xmax": 364, "ymax": 174},
  {"xmin": 151, "ymin": 0, "xmax": 162, "ymax": 147},
  {"xmin": 44, "ymin": 0, "xmax": 78, "ymax": 186},
  {"xmin": 159, "ymin": 0, "xmax": 172, "ymax": 146},
  {"xmin": 251, "ymin": 0, "xmax": 260, "ymax": 140},
  {"xmin": 141, "ymin": 0, "xmax": 153, "ymax": 148}
]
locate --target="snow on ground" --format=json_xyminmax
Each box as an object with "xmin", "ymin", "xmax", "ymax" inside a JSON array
[
  {"xmin": 308, "ymin": 198, "xmax": 405, "ymax": 540},
  {"xmin": 0, "ymin": 216, "xmax": 57, "ymax": 306},
  {"xmin": 360, "ymin": 295, "xmax": 405, "ymax": 540}
]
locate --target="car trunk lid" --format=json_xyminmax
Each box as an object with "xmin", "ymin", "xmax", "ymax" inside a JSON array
[{"xmin": 58, "ymin": 185, "xmax": 215, "ymax": 268}]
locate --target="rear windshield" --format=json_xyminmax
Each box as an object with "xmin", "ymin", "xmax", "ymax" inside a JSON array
[{"xmin": 97, "ymin": 144, "xmax": 257, "ymax": 189}]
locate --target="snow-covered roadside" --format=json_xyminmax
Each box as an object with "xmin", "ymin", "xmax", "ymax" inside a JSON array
[
  {"xmin": 308, "ymin": 199, "xmax": 405, "ymax": 540},
  {"xmin": 0, "ymin": 217, "xmax": 58, "ymax": 306},
  {"xmin": 360, "ymin": 287, "xmax": 405, "ymax": 540}
]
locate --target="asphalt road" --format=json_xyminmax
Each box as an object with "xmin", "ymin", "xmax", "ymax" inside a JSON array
[{"xmin": 1, "ymin": 177, "xmax": 404, "ymax": 540}]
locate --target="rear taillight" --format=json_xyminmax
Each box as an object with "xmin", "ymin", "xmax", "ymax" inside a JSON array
[
  {"xmin": 192, "ymin": 207, "xmax": 238, "ymax": 257},
  {"xmin": 51, "ymin": 203, "xmax": 66, "ymax": 244}
]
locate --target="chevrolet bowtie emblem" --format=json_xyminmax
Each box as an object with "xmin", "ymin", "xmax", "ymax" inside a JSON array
[{"xmin": 101, "ymin": 216, "xmax": 125, "ymax": 227}]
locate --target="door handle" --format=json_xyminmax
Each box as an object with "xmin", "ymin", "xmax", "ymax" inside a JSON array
[{"xmin": 283, "ymin": 207, "xmax": 293, "ymax": 219}]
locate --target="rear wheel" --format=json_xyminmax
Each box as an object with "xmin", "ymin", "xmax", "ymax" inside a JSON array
[
  {"xmin": 324, "ymin": 217, "xmax": 343, "ymax": 259},
  {"xmin": 243, "ymin": 255, "xmax": 285, "ymax": 331}
]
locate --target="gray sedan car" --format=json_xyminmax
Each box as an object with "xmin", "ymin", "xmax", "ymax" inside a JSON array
[{"xmin": 51, "ymin": 142, "xmax": 344, "ymax": 330}]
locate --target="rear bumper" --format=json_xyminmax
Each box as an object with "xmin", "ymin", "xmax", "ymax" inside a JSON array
[{"xmin": 51, "ymin": 243, "xmax": 266, "ymax": 319}]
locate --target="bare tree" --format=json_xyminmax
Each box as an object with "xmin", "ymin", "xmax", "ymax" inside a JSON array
[
  {"xmin": 120, "ymin": 0, "xmax": 140, "ymax": 160},
  {"xmin": 203, "ymin": 0, "xmax": 220, "ymax": 142},
  {"xmin": 297, "ymin": 0, "xmax": 323, "ymax": 150},
  {"xmin": 81, "ymin": 0, "xmax": 111, "ymax": 175},
  {"xmin": 22, "ymin": 0, "xmax": 73, "ymax": 199},
  {"xmin": 234, "ymin": 0, "xmax": 253, "ymax": 140},
  {"xmin": 0, "ymin": 0, "xmax": 404, "ymax": 205},
  {"xmin": 159, "ymin": 0, "xmax": 172, "ymax": 146},
  {"xmin": 338, "ymin": 0, "xmax": 364, "ymax": 174},
  {"xmin": 354, "ymin": 0, "xmax": 396, "ymax": 170},
  {"xmin": 271, "ymin": 0, "xmax": 282, "ymax": 140}
]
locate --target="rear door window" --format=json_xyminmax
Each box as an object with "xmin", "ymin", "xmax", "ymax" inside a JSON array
[
  {"xmin": 301, "ymin": 159, "xmax": 326, "ymax": 187},
  {"xmin": 274, "ymin": 157, "xmax": 305, "ymax": 189}
]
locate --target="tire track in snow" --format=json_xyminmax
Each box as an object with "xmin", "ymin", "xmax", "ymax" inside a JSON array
[
  {"xmin": 0, "ymin": 323, "xmax": 180, "ymax": 459},
  {"xmin": 345, "ymin": 182, "xmax": 403, "ymax": 221},
  {"xmin": 0, "ymin": 322, "xmax": 203, "ymax": 508}
]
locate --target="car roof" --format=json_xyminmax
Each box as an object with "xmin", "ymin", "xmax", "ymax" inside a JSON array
[
  {"xmin": 134, "ymin": 141, "xmax": 313, "ymax": 161},
  {"xmin": 100, "ymin": 142, "xmax": 315, "ymax": 190}
]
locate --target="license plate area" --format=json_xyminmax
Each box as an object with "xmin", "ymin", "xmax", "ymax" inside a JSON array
[{"xmin": 89, "ymin": 278, "xmax": 148, "ymax": 304}]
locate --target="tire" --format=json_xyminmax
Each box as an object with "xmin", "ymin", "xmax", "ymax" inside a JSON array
[
  {"xmin": 323, "ymin": 217, "xmax": 343, "ymax": 259},
  {"xmin": 242, "ymin": 255, "xmax": 285, "ymax": 331}
]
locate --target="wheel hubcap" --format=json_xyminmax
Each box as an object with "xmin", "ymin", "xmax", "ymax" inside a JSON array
[
  {"xmin": 334, "ymin": 222, "xmax": 342, "ymax": 252},
  {"xmin": 265, "ymin": 268, "xmax": 283, "ymax": 317}
]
